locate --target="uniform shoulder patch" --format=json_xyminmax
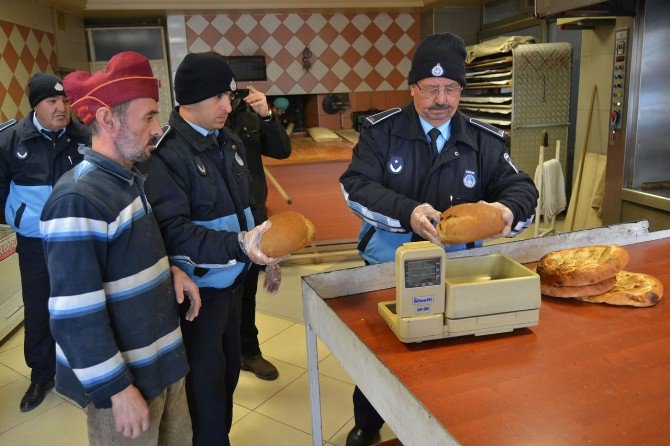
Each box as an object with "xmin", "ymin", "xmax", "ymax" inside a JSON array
[
  {"xmin": 365, "ymin": 107, "xmax": 402, "ymax": 127},
  {"xmin": 0, "ymin": 119, "xmax": 17, "ymax": 133},
  {"xmin": 468, "ymin": 118, "xmax": 507, "ymax": 142}
]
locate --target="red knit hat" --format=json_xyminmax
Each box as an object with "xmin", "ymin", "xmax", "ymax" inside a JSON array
[{"xmin": 64, "ymin": 51, "xmax": 160, "ymax": 125}]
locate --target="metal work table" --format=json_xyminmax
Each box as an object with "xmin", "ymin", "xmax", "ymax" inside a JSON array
[{"xmin": 301, "ymin": 222, "xmax": 670, "ymax": 445}]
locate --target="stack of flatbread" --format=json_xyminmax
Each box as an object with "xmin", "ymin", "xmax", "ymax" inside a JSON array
[{"xmin": 536, "ymin": 245, "xmax": 664, "ymax": 307}]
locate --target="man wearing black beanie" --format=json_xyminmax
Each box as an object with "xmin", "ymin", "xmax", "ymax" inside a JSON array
[
  {"xmin": 340, "ymin": 33, "xmax": 538, "ymax": 445},
  {"xmin": 0, "ymin": 72, "xmax": 89, "ymax": 413},
  {"xmin": 143, "ymin": 52, "xmax": 283, "ymax": 446}
]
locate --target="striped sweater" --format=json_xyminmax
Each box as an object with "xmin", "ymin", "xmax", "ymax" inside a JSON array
[{"xmin": 40, "ymin": 148, "xmax": 188, "ymax": 408}]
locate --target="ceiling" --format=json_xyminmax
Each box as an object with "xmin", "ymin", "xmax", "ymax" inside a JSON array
[{"xmin": 43, "ymin": 0, "xmax": 483, "ymax": 17}]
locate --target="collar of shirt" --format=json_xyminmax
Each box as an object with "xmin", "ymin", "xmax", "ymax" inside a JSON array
[
  {"xmin": 418, "ymin": 116, "xmax": 451, "ymax": 153},
  {"xmin": 183, "ymin": 119, "xmax": 219, "ymax": 139},
  {"xmin": 32, "ymin": 112, "xmax": 65, "ymax": 140}
]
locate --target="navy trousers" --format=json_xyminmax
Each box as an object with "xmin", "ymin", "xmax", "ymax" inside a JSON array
[
  {"xmin": 16, "ymin": 235, "xmax": 55, "ymax": 384},
  {"xmin": 180, "ymin": 285, "xmax": 242, "ymax": 446},
  {"xmin": 240, "ymin": 264, "xmax": 261, "ymax": 357}
]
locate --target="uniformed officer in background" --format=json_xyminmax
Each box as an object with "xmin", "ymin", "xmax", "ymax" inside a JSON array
[
  {"xmin": 0, "ymin": 73, "xmax": 89, "ymax": 412},
  {"xmin": 339, "ymin": 32, "xmax": 538, "ymax": 445},
  {"xmin": 226, "ymin": 84, "xmax": 291, "ymax": 381}
]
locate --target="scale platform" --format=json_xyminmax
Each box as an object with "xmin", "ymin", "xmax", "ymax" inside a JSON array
[{"xmin": 379, "ymin": 253, "xmax": 541, "ymax": 343}]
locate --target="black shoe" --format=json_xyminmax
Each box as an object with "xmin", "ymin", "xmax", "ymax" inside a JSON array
[
  {"xmin": 346, "ymin": 426, "xmax": 381, "ymax": 446},
  {"xmin": 20, "ymin": 379, "xmax": 55, "ymax": 412},
  {"xmin": 241, "ymin": 354, "xmax": 279, "ymax": 380}
]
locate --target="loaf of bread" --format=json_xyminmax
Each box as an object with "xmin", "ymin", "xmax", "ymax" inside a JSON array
[
  {"xmin": 536, "ymin": 245, "xmax": 629, "ymax": 286},
  {"xmin": 436, "ymin": 203, "xmax": 505, "ymax": 244},
  {"xmin": 260, "ymin": 211, "xmax": 316, "ymax": 257}
]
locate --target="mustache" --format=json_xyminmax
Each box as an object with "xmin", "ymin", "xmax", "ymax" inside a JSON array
[{"xmin": 428, "ymin": 104, "xmax": 450, "ymax": 111}]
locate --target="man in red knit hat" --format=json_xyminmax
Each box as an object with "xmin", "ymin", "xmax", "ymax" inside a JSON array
[{"xmin": 41, "ymin": 51, "xmax": 201, "ymax": 445}]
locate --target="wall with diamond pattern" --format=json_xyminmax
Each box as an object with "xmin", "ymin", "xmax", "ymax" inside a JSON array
[
  {"xmin": 183, "ymin": 12, "xmax": 420, "ymax": 96},
  {"xmin": 0, "ymin": 20, "xmax": 58, "ymax": 121}
]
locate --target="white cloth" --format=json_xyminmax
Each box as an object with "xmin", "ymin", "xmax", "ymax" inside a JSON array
[{"xmin": 534, "ymin": 158, "xmax": 566, "ymax": 220}]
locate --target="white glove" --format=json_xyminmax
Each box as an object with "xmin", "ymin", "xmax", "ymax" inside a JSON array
[
  {"xmin": 479, "ymin": 201, "xmax": 513, "ymax": 238},
  {"xmin": 263, "ymin": 264, "xmax": 281, "ymax": 294},
  {"xmin": 239, "ymin": 221, "xmax": 283, "ymax": 266},
  {"xmin": 410, "ymin": 203, "xmax": 442, "ymax": 245}
]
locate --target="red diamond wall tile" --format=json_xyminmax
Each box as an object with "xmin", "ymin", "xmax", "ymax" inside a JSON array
[
  {"xmin": 185, "ymin": 12, "xmax": 418, "ymax": 95},
  {"xmin": 0, "ymin": 20, "xmax": 57, "ymax": 120}
]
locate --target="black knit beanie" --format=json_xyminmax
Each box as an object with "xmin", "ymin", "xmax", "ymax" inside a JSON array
[
  {"xmin": 408, "ymin": 33, "xmax": 467, "ymax": 87},
  {"xmin": 28, "ymin": 73, "xmax": 66, "ymax": 108},
  {"xmin": 174, "ymin": 52, "xmax": 237, "ymax": 105}
]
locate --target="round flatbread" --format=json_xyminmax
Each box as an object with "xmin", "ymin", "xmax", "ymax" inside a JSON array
[
  {"xmin": 576, "ymin": 271, "xmax": 664, "ymax": 307},
  {"xmin": 537, "ymin": 245, "xmax": 629, "ymax": 286},
  {"xmin": 541, "ymin": 275, "xmax": 616, "ymax": 298}
]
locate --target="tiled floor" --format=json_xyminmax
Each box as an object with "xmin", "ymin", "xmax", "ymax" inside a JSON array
[{"xmin": 0, "ymin": 259, "xmax": 399, "ymax": 446}]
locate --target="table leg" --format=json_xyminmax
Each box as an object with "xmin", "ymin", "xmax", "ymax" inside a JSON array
[{"xmin": 305, "ymin": 322, "xmax": 322, "ymax": 445}]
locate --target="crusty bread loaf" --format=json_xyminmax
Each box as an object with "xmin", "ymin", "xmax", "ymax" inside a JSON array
[
  {"xmin": 260, "ymin": 211, "xmax": 316, "ymax": 257},
  {"xmin": 436, "ymin": 203, "xmax": 505, "ymax": 244},
  {"xmin": 540, "ymin": 275, "xmax": 617, "ymax": 298},
  {"xmin": 536, "ymin": 245, "xmax": 629, "ymax": 287},
  {"xmin": 576, "ymin": 271, "xmax": 663, "ymax": 307}
]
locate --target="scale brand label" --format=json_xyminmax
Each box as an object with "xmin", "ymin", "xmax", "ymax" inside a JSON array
[{"xmin": 413, "ymin": 296, "xmax": 433, "ymax": 305}]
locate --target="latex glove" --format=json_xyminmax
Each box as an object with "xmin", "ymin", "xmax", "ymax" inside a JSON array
[
  {"xmin": 410, "ymin": 203, "xmax": 442, "ymax": 245},
  {"xmin": 263, "ymin": 263, "xmax": 282, "ymax": 294},
  {"xmin": 479, "ymin": 200, "xmax": 513, "ymax": 238},
  {"xmin": 240, "ymin": 221, "xmax": 284, "ymax": 266},
  {"xmin": 170, "ymin": 266, "xmax": 201, "ymax": 321}
]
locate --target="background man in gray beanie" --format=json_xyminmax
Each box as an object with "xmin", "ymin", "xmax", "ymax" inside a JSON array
[
  {"xmin": 339, "ymin": 32, "xmax": 538, "ymax": 445},
  {"xmin": 143, "ymin": 51, "xmax": 282, "ymax": 446},
  {"xmin": 0, "ymin": 72, "xmax": 89, "ymax": 412}
]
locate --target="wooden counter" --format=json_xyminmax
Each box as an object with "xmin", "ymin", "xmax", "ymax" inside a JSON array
[
  {"xmin": 262, "ymin": 136, "xmax": 354, "ymax": 166},
  {"xmin": 302, "ymin": 223, "xmax": 670, "ymax": 445}
]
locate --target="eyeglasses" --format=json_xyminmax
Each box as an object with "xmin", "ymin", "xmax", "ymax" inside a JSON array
[{"xmin": 414, "ymin": 83, "xmax": 463, "ymax": 98}]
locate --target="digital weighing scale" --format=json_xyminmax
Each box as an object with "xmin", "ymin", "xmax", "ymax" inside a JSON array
[{"xmin": 378, "ymin": 241, "xmax": 541, "ymax": 343}]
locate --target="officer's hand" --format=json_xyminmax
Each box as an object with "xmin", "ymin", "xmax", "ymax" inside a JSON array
[
  {"xmin": 240, "ymin": 221, "xmax": 284, "ymax": 266},
  {"xmin": 479, "ymin": 201, "xmax": 513, "ymax": 238},
  {"xmin": 245, "ymin": 85, "xmax": 270, "ymax": 118},
  {"xmin": 410, "ymin": 203, "xmax": 442, "ymax": 245}
]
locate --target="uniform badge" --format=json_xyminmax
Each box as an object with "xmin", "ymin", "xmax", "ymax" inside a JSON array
[
  {"xmin": 230, "ymin": 79, "xmax": 237, "ymax": 91},
  {"xmin": 463, "ymin": 170, "xmax": 477, "ymax": 188},
  {"xmin": 195, "ymin": 156, "xmax": 207, "ymax": 176},
  {"xmin": 503, "ymin": 153, "xmax": 519, "ymax": 173},
  {"xmin": 15, "ymin": 147, "xmax": 29, "ymax": 160},
  {"xmin": 55, "ymin": 82, "xmax": 64, "ymax": 91},
  {"xmin": 431, "ymin": 63, "xmax": 444, "ymax": 77},
  {"xmin": 388, "ymin": 156, "xmax": 404, "ymax": 174},
  {"xmin": 235, "ymin": 152, "xmax": 244, "ymax": 166}
]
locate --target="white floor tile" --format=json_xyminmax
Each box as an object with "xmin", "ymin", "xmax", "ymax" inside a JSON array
[
  {"xmin": 0, "ymin": 400, "xmax": 87, "ymax": 445},
  {"xmin": 230, "ymin": 411, "xmax": 313, "ymax": 446},
  {"xmin": 260, "ymin": 323, "xmax": 330, "ymax": 369},
  {"xmin": 0, "ymin": 378, "xmax": 64, "ymax": 434},
  {"xmin": 255, "ymin": 373, "xmax": 354, "ymax": 440},
  {"xmin": 0, "ymin": 345, "xmax": 30, "ymax": 380},
  {"xmin": 0, "ymin": 326, "xmax": 24, "ymax": 353},
  {"xmin": 256, "ymin": 313, "xmax": 294, "ymax": 344},
  {"xmin": 234, "ymin": 358, "xmax": 305, "ymax": 410},
  {"xmin": 0, "ymin": 362, "xmax": 23, "ymax": 388},
  {"xmin": 232, "ymin": 402, "xmax": 251, "ymax": 424},
  {"xmin": 318, "ymin": 354, "xmax": 353, "ymax": 385}
]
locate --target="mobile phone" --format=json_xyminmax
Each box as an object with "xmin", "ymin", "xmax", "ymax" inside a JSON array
[{"xmin": 234, "ymin": 89, "xmax": 250, "ymax": 100}]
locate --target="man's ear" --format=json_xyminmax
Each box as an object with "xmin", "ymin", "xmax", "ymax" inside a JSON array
[{"xmin": 95, "ymin": 107, "xmax": 116, "ymax": 132}]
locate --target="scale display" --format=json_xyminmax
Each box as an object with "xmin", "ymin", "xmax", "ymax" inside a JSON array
[{"xmin": 404, "ymin": 258, "xmax": 441, "ymax": 288}]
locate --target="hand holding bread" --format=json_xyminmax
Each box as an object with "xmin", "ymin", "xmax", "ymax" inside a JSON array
[
  {"xmin": 260, "ymin": 211, "xmax": 316, "ymax": 257},
  {"xmin": 410, "ymin": 203, "xmax": 442, "ymax": 244},
  {"xmin": 436, "ymin": 202, "xmax": 507, "ymax": 244}
]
